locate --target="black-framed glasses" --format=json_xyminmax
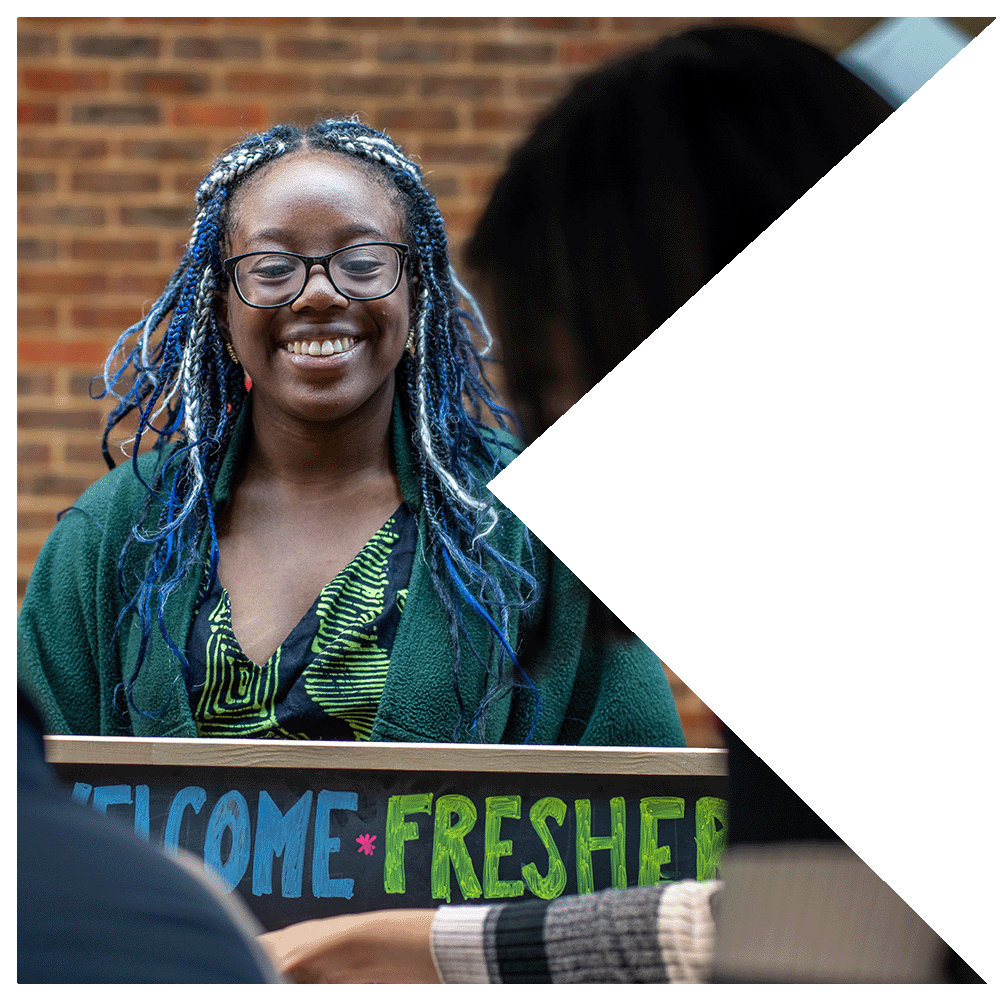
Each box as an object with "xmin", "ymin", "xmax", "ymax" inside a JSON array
[{"xmin": 223, "ymin": 242, "xmax": 409, "ymax": 309}]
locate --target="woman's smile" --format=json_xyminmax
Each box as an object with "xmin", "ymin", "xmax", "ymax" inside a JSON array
[{"xmin": 283, "ymin": 336, "xmax": 359, "ymax": 357}]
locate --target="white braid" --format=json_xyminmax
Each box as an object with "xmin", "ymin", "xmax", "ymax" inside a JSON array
[
  {"xmin": 134, "ymin": 316, "xmax": 204, "ymax": 538},
  {"xmin": 181, "ymin": 265, "xmax": 215, "ymax": 446},
  {"xmin": 450, "ymin": 268, "xmax": 495, "ymax": 355},
  {"xmin": 411, "ymin": 292, "xmax": 490, "ymax": 514},
  {"xmin": 446, "ymin": 271, "xmax": 503, "ymax": 542},
  {"xmin": 170, "ymin": 265, "xmax": 216, "ymax": 519},
  {"xmin": 196, "ymin": 140, "xmax": 287, "ymax": 204},
  {"xmin": 189, "ymin": 139, "xmax": 288, "ymax": 250},
  {"xmin": 471, "ymin": 507, "xmax": 499, "ymax": 546},
  {"xmin": 334, "ymin": 134, "xmax": 423, "ymax": 183},
  {"xmin": 148, "ymin": 365, "xmax": 182, "ymax": 425}
]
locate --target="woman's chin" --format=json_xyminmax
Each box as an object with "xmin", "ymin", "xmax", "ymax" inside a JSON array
[{"xmin": 251, "ymin": 377, "xmax": 397, "ymax": 433}]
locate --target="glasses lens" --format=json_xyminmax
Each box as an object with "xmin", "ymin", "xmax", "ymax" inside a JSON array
[
  {"xmin": 331, "ymin": 244, "xmax": 401, "ymax": 300},
  {"xmin": 234, "ymin": 253, "xmax": 305, "ymax": 307}
]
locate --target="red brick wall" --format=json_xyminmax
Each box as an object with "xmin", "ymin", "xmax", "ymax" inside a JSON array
[{"xmin": 17, "ymin": 17, "xmax": 990, "ymax": 745}]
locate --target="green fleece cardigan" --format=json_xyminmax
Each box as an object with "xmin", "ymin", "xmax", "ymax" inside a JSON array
[{"xmin": 17, "ymin": 398, "xmax": 684, "ymax": 746}]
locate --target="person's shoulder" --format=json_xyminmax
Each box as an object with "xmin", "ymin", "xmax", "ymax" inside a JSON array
[
  {"xmin": 72, "ymin": 448, "xmax": 171, "ymax": 512},
  {"xmin": 52, "ymin": 447, "xmax": 177, "ymax": 545},
  {"xmin": 19, "ymin": 763, "xmax": 276, "ymax": 983}
]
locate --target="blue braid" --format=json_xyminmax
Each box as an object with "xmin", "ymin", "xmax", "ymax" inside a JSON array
[{"xmin": 99, "ymin": 118, "xmax": 540, "ymax": 739}]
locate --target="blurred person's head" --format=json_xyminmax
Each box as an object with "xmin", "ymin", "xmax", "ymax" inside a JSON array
[{"xmin": 466, "ymin": 26, "xmax": 893, "ymax": 441}]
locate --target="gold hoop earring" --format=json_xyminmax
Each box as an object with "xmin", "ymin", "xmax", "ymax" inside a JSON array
[
  {"xmin": 405, "ymin": 328, "xmax": 416, "ymax": 353},
  {"xmin": 225, "ymin": 342, "xmax": 240, "ymax": 364}
]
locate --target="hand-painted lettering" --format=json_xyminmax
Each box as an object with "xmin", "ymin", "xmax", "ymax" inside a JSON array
[
  {"xmin": 204, "ymin": 790, "xmax": 252, "ymax": 892},
  {"xmin": 312, "ymin": 790, "xmax": 358, "ymax": 899},
  {"xmin": 252, "ymin": 791, "xmax": 312, "ymax": 898},
  {"xmin": 695, "ymin": 795, "xmax": 728, "ymax": 880},
  {"xmin": 638, "ymin": 796, "xmax": 684, "ymax": 885},
  {"xmin": 522, "ymin": 796, "xmax": 567, "ymax": 900},
  {"xmin": 484, "ymin": 795, "xmax": 524, "ymax": 899},
  {"xmin": 384, "ymin": 793, "xmax": 432, "ymax": 894},
  {"xmin": 92, "ymin": 784, "xmax": 131, "ymax": 817},
  {"xmin": 163, "ymin": 786, "xmax": 207, "ymax": 855},
  {"xmin": 134, "ymin": 785, "xmax": 150, "ymax": 840},
  {"xmin": 431, "ymin": 794, "xmax": 482, "ymax": 903},
  {"xmin": 64, "ymin": 768, "xmax": 728, "ymax": 913},
  {"xmin": 575, "ymin": 797, "xmax": 627, "ymax": 894}
]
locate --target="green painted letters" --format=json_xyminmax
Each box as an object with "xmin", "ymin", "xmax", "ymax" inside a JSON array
[
  {"xmin": 575, "ymin": 797, "xmax": 627, "ymax": 894},
  {"xmin": 695, "ymin": 796, "xmax": 728, "ymax": 880},
  {"xmin": 522, "ymin": 796, "xmax": 567, "ymax": 900},
  {"xmin": 431, "ymin": 794, "xmax": 482, "ymax": 903},
  {"xmin": 483, "ymin": 795, "xmax": 524, "ymax": 899},
  {"xmin": 384, "ymin": 793, "xmax": 432, "ymax": 894},
  {"xmin": 638, "ymin": 796, "xmax": 684, "ymax": 885}
]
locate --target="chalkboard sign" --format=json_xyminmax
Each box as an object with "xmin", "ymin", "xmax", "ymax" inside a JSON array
[{"xmin": 46, "ymin": 737, "xmax": 728, "ymax": 933}]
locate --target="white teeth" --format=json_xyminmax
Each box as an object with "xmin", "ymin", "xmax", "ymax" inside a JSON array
[{"xmin": 286, "ymin": 337, "xmax": 357, "ymax": 356}]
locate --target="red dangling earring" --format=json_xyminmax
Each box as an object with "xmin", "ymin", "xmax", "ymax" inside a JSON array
[{"xmin": 244, "ymin": 372, "xmax": 253, "ymax": 392}]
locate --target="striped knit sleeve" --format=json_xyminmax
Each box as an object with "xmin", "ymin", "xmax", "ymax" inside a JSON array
[
  {"xmin": 430, "ymin": 904, "xmax": 495, "ymax": 983},
  {"xmin": 431, "ymin": 880, "xmax": 721, "ymax": 984}
]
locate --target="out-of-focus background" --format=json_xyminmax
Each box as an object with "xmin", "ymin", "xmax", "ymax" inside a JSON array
[{"xmin": 17, "ymin": 16, "xmax": 993, "ymax": 747}]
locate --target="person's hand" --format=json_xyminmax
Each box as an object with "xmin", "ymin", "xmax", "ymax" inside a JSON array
[{"xmin": 259, "ymin": 908, "xmax": 439, "ymax": 983}]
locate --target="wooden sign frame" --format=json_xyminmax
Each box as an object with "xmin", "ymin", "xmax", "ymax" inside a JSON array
[{"xmin": 46, "ymin": 737, "xmax": 728, "ymax": 932}]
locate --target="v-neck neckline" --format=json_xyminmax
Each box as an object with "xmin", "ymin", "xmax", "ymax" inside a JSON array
[{"xmin": 218, "ymin": 502, "xmax": 409, "ymax": 668}]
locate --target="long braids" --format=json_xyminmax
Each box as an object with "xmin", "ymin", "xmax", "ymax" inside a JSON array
[{"xmin": 98, "ymin": 119, "xmax": 539, "ymax": 739}]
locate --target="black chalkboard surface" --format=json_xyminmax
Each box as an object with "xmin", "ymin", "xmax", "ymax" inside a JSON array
[{"xmin": 46, "ymin": 738, "xmax": 727, "ymax": 932}]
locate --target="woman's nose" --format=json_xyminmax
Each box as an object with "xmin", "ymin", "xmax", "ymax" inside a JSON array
[{"xmin": 291, "ymin": 264, "xmax": 349, "ymax": 310}]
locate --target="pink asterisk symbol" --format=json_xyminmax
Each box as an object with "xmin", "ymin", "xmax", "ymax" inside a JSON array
[{"xmin": 356, "ymin": 833, "xmax": 377, "ymax": 856}]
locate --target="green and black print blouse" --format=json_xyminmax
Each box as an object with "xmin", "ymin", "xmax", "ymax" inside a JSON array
[{"xmin": 185, "ymin": 505, "xmax": 416, "ymax": 741}]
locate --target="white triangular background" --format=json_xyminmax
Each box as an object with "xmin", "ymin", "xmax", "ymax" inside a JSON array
[{"xmin": 490, "ymin": 23, "xmax": 997, "ymax": 983}]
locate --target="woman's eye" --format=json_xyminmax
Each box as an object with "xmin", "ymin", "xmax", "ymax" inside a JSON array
[
  {"xmin": 339, "ymin": 256, "xmax": 384, "ymax": 275},
  {"xmin": 248, "ymin": 256, "xmax": 298, "ymax": 280}
]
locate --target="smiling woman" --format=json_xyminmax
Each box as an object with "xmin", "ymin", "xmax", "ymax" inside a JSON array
[
  {"xmin": 220, "ymin": 154, "xmax": 412, "ymax": 440},
  {"xmin": 17, "ymin": 119, "xmax": 684, "ymax": 749}
]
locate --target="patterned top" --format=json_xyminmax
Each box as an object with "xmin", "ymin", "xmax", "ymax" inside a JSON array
[{"xmin": 185, "ymin": 505, "xmax": 416, "ymax": 741}]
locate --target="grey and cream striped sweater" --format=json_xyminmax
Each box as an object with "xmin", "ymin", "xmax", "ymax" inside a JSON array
[{"xmin": 430, "ymin": 881, "xmax": 721, "ymax": 984}]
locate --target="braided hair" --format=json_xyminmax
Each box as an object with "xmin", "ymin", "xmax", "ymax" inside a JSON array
[{"xmin": 99, "ymin": 119, "xmax": 539, "ymax": 740}]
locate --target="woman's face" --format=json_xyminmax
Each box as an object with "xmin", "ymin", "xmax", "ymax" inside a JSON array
[{"xmin": 218, "ymin": 151, "xmax": 412, "ymax": 431}]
